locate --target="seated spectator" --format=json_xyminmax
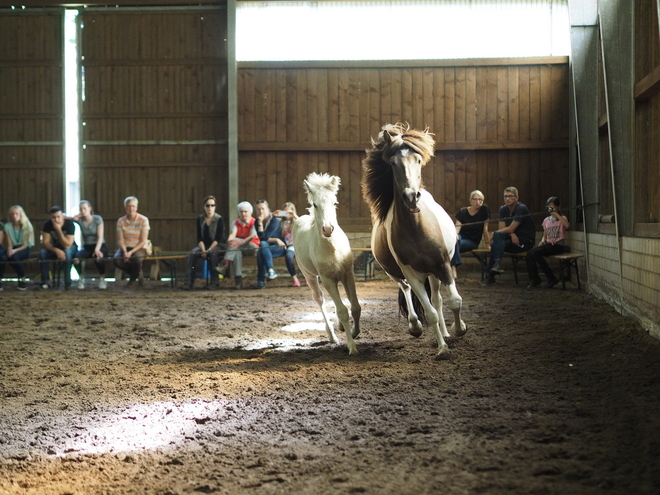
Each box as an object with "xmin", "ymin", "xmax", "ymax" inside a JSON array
[
  {"xmin": 217, "ymin": 201, "xmax": 259, "ymax": 290},
  {"xmin": 72, "ymin": 200, "xmax": 109, "ymax": 290},
  {"xmin": 2, "ymin": 205, "xmax": 34, "ymax": 291},
  {"xmin": 482, "ymin": 186, "xmax": 536, "ymax": 286},
  {"xmin": 526, "ymin": 196, "xmax": 570, "ymax": 290},
  {"xmin": 450, "ymin": 190, "xmax": 491, "ymax": 279},
  {"xmin": 273, "ymin": 201, "xmax": 302, "ymax": 287},
  {"xmin": 114, "ymin": 196, "xmax": 150, "ymax": 286},
  {"xmin": 252, "ymin": 199, "xmax": 286, "ymax": 289},
  {"xmin": 182, "ymin": 196, "xmax": 226, "ymax": 290},
  {"xmin": 39, "ymin": 206, "xmax": 78, "ymax": 290}
]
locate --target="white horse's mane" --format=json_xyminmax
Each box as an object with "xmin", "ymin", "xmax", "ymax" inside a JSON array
[{"xmin": 304, "ymin": 172, "xmax": 340, "ymax": 195}]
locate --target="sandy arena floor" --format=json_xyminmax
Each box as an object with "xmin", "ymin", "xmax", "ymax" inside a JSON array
[{"xmin": 1, "ymin": 270, "xmax": 659, "ymax": 495}]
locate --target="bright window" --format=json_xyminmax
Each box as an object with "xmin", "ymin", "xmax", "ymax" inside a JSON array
[{"xmin": 237, "ymin": 0, "xmax": 570, "ymax": 61}]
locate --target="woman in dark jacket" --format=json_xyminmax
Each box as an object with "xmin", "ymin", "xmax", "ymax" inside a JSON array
[{"xmin": 182, "ymin": 195, "xmax": 225, "ymax": 290}]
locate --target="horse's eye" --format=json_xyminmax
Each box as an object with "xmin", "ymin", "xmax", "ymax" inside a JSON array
[{"xmin": 312, "ymin": 203, "xmax": 317, "ymax": 208}]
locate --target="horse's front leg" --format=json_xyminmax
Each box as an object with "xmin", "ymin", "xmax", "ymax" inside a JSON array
[
  {"xmin": 428, "ymin": 276, "xmax": 451, "ymax": 340},
  {"xmin": 342, "ymin": 270, "xmax": 362, "ymax": 339},
  {"xmin": 302, "ymin": 268, "xmax": 339, "ymax": 344},
  {"xmin": 320, "ymin": 275, "xmax": 358, "ymax": 355},
  {"xmin": 394, "ymin": 277, "xmax": 423, "ymax": 337},
  {"xmin": 445, "ymin": 281, "xmax": 467, "ymax": 338},
  {"xmin": 405, "ymin": 273, "xmax": 450, "ymax": 359}
]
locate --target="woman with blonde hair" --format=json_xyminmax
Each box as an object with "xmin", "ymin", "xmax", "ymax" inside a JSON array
[
  {"xmin": 274, "ymin": 201, "xmax": 301, "ymax": 287},
  {"xmin": 450, "ymin": 190, "xmax": 491, "ymax": 279},
  {"xmin": 2, "ymin": 205, "xmax": 35, "ymax": 290}
]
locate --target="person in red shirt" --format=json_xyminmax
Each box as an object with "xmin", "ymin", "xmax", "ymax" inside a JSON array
[{"xmin": 216, "ymin": 201, "xmax": 259, "ymax": 290}]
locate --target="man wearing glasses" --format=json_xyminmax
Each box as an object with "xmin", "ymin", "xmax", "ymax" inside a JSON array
[{"xmin": 482, "ymin": 186, "xmax": 536, "ymax": 286}]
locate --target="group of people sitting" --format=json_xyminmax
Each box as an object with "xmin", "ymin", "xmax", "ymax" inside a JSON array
[
  {"xmin": 180, "ymin": 197, "xmax": 301, "ymax": 291},
  {"xmin": 1, "ymin": 186, "xmax": 568, "ymax": 291},
  {"xmin": 0, "ymin": 196, "xmax": 151, "ymax": 291},
  {"xmin": 450, "ymin": 186, "xmax": 570, "ymax": 289},
  {"xmin": 0, "ymin": 195, "xmax": 303, "ymax": 291}
]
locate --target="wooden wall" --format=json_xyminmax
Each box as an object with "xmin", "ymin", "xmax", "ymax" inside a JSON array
[
  {"xmin": 238, "ymin": 59, "xmax": 570, "ymax": 233},
  {"xmin": 0, "ymin": 11, "xmax": 64, "ymax": 229},
  {"xmin": 80, "ymin": 7, "xmax": 228, "ymax": 252},
  {"xmin": 634, "ymin": 0, "xmax": 660, "ymax": 225}
]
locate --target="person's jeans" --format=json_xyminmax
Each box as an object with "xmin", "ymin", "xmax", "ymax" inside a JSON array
[
  {"xmin": 113, "ymin": 248, "xmax": 148, "ymax": 280},
  {"xmin": 39, "ymin": 244, "xmax": 78, "ymax": 287},
  {"xmin": 74, "ymin": 244, "xmax": 109, "ymax": 276},
  {"xmin": 450, "ymin": 236, "xmax": 480, "ymax": 267},
  {"xmin": 487, "ymin": 232, "xmax": 533, "ymax": 271},
  {"xmin": 526, "ymin": 243, "xmax": 566, "ymax": 282},
  {"xmin": 5, "ymin": 247, "xmax": 31, "ymax": 279},
  {"xmin": 285, "ymin": 248, "xmax": 297, "ymax": 277},
  {"xmin": 257, "ymin": 241, "xmax": 287, "ymax": 283},
  {"xmin": 0, "ymin": 248, "xmax": 7, "ymax": 279}
]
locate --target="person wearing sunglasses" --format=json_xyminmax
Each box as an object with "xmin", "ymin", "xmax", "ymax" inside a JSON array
[
  {"xmin": 181, "ymin": 195, "xmax": 225, "ymax": 290},
  {"xmin": 482, "ymin": 186, "xmax": 536, "ymax": 286},
  {"xmin": 450, "ymin": 190, "xmax": 491, "ymax": 279}
]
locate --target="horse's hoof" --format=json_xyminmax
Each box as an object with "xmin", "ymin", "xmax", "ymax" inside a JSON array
[
  {"xmin": 351, "ymin": 328, "xmax": 361, "ymax": 339},
  {"xmin": 348, "ymin": 347, "xmax": 359, "ymax": 355},
  {"xmin": 451, "ymin": 321, "xmax": 468, "ymax": 338},
  {"xmin": 408, "ymin": 323, "xmax": 423, "ymax": 338},
  {"xmin": 434, "ymin": 346, "xmax": 451, "ymax": 360}
]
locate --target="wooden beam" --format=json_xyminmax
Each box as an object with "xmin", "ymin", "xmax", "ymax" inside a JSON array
[
  {"xmin": 239, "ymin": 57, "xmax": 569, "ymax": 70},
  {"xmin": 238, "ymin": 140, "xmax": 569, "ymax": 152},
  {"xmin": 634, "ymin": 64, "xmax": 660, "ymax": 101}
]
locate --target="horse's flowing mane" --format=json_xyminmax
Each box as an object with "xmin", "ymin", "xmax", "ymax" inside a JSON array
[{"xmin": 361, "ymin": 123, "xmax": 435, "ymax": 222}]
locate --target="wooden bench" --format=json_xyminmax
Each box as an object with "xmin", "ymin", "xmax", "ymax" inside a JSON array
[{"xmin": 470, "ymin": 248, "xmax": 585, "ymax": 290}]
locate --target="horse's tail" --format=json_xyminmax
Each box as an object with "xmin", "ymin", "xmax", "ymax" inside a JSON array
[{"xmin": 398, "ymin": 279, "xmax": 432, "ymax": 325}]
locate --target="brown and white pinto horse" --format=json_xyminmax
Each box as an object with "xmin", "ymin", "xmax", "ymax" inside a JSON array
[{"xmin": 362, "ymin": 123, "xmax": 467, "ymax": 358}]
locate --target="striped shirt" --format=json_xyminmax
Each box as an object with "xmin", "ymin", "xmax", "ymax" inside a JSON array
[{"xmin": 117, "ymin": 213, "xmax": 150, "ymax": 247}]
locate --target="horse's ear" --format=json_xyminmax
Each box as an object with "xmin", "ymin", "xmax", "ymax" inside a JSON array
[
  {"xmin": 330, "ymin": 175, "xmax": 341, "ymax": 191},
  {"xmin": 381, "ymin": 127, "xmax": 394, "ymax": 144},
  {"xmin": 303, "ymin": 179, "xmax": 310, "ymax": 193}
]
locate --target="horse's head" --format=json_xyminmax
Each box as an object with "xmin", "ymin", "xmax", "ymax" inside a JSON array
[
  {"xmin": 304, "ymin": 172, "xmax": 341, "ymax": 238},
  {"xmin": 381, "ymin": 125, "xmax": 434, "ymax": 213}
]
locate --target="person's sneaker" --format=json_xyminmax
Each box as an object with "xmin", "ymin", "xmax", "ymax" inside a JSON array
[
  {"xmin": 77, "ymin": 279, "xmax": 85, "ymax": 290},
  {"xmin": 545, "ymin": 277, "xmax": 559, "ymax": 289},
  {"xmin": 251, "ymin": 281, "xmax": 266, "ymax": 289},
  {"xmin": 267, "ymin": 269, "xmax": 278, "ymax": 280},
  {"xmin": 292, "ymin": 278, "xmax": 301, "ymax": 287},
  {"xmin": 526, "ymin": 278, "xmax": 542, "ymax": 290},
  {"xmin": 98, "ymin": 279, "xmax": 107, "ymax": 290},
  {"xmin": 17, "ymin": 280, "xmax": 28, "ymax": 291},
  {"xmin": 40, "ymin": 282, "xmax": 51, "ymax": 290},
  {"xmin": 481, "ymin": 276, "xmax": 496, "ymax": 286},
  {"xmin": 490, "ymin": 261, "xmax": 504, "ymax": 274}
]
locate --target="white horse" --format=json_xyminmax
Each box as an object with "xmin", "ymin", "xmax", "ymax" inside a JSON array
[{"xmin": 292, "ymin": 172, "xmax": 361, "ymax": 355}]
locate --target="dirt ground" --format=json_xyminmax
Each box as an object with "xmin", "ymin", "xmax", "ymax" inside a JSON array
[{"xmin": 1, "ymin": 266, "xmax": 659, "ymax": 495}]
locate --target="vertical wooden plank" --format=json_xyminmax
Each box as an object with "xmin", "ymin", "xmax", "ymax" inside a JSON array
[
  {"xmin": 518, "ymin": 66, "xmax": 530, "ymax": 142},
  {"xmin": 540, "ymin": 65, "xmax": 552, "ymax": 141},
  {"xmin": 497, "ymin": 67, "xmax": 508, "ymax": 142},
  {"xmin": 296, "ymin": 69, "xmax": 307, "ymax": 142},
  {"xmin": 327, "ymin": 69, "xmax": 340, "ymax": 142},
  {"xmin": 369, "ymin": 69, "xmax": 381, "ymax": 138},
  {"xmin": 338, "ymin": 68, "xmax": 350, "ymax": 142},
  {"xmin": 380, "ymin": 69, "xmax": 392, "ymax": 128},
  {"xmin": 433, "ymin": 68, "xmax": 445, "ymax": 142},
  {"xmin": 307, "ymin": 69, "xmax": 319, "ymax": 142},
  {"xmin": 529, "ymin": 65, "xmax": 541, "ymax": 141},
  {"xmin": 401, "ymin": 68, "xmax": 413, "ymax": 124},
  {"xmin": 454, "ymin": 67, "xmax": 466, "ymax": 143},
  {"xmin": 317, "ymin": 68, "xmax": 329, "ymax": 144},
  {"xmin": 507, "ymin": 66, "xmax": 519, "ymax": 142},
  {"xmin": 411, "ymin": 68, "xmax": 424, "ymax": 129},
  {"xmin": 465, "ymin": 67, "xmax": 477, "ymax": 143},
  {"xmin": 475, "ymin": 67, "xmax": 488, "ymax": 142},
  {"xmin": 444, "ymin": 68, "xmax": 455, "ymax": 142}
]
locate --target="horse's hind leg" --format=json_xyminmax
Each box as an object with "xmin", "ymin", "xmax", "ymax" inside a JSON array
[
  {"xmin": 342, "ymin": 270, "xmax": 362, "ymax": 339},
  {"xmin": 446, "ymin": 281, "xmax": 467, "ymax": 337},
  {"xmin": 303, "ymin": 269, "xmax": 339, "ymax": 344},
  {"xmin": 321, "ymin": 275, "xmax": 358, "ymax": 355}
]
